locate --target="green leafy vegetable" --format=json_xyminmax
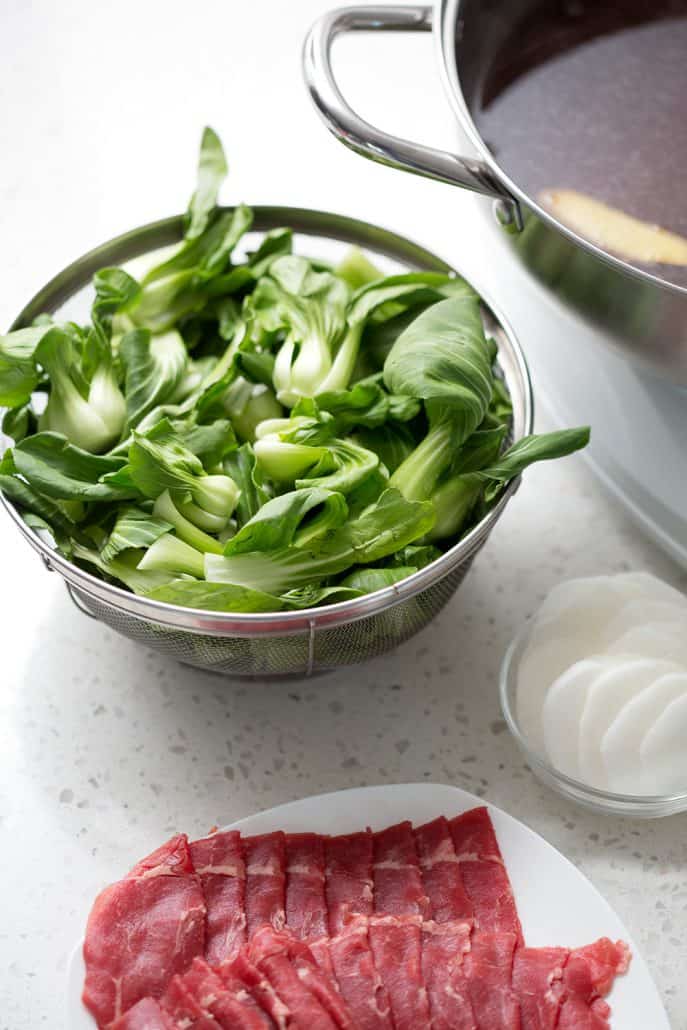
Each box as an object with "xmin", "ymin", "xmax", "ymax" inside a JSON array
[
  {"xmin": 12, "ymin": 433, "xmax": 133, "ymax": 501},
  {"xmin": 384, "ymin": 288, "xmax": 494, "ymax": 448},
  {"xmin": 0, "ymin": 127, "xmax": 591, "ymax": 614},
  {"xmin": 120, "ymin": 328, "xmax": 187, "ymax": 429},
  {"xmin": 137, "ymin": 533, "xmax": 205, "ymax": 578},
  {"xmin": 207, "ymin": 488, "xmax": 433, "ymax": 595},
  {"xmin": 185, "ymin": 126, "xmax": 229, "ymax": 241},
  {"xmin": 101, "ymin": 506, "xmax": 173, "ymax": 562},
  {"xmin": 36, "ymin": 326, "xmax": 127, "ymax": 452},
  {"xmin": 222, "ymin": 443, "xmax": 269, "ymax": 528}
]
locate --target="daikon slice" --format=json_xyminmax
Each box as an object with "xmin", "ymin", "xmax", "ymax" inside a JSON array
[
  {"xmin": 605, "ymin": 622, "xmax": 687, "ymax": 665},
  {"xmin": 602, "ymin": 600, "xmax": 687, "ymax": 650},
  {"xmin": 640, "ymin": 693, "xmax": 687, "ymax": 795},
  {"xmin": 531, "ymin": 576, "xmax": 617, "ymax": 633},
  {"xmin": 517, "ymin": 635, "xmax": 600, "ymax": 755},
  {"xmin": 608, "ymin": 571, "xmax": 687, "ymax": 609},
  {"xmin": 532, "ymin": 572, "xmax": 685, "ymax": 640},
  {"xmin": 542, "ymin": 658, "xmax": 616, "ymax": 780},
  {"xmin": 600, "ymin": 670, "xmax": 687, "ymax": 794},
  {"xmin": 577, "ymin": 658, "xmax": 678, "ymax": 790}
]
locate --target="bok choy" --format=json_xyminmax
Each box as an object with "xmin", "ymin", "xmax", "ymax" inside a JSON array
[{"xmin": 0, "ymin": 128, "xmax": 590, "ymax": 613}]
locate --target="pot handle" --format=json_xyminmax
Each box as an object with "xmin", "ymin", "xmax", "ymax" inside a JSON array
[{"xmin": 303, "ymin": 4, "xmax": 521, "ymax": 224}]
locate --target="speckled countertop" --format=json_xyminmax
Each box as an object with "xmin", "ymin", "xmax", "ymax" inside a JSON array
[{"xmin": 1, "ymin": 2, "xmax": 686, "ymax": 1027}]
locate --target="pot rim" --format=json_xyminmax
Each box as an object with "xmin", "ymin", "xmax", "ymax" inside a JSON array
[{"xmin": 436, "ymin": 0, "xmax": 687, "ymax": 298}]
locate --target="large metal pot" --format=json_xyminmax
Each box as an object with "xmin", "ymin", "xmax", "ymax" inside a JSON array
[{"xmin": 303, "ymin": 2, "xmax": 687, "ymax": 381}]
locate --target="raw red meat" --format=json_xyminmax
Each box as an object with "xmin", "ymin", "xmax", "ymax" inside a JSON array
[
  {"xmin": 247, "ymin": 928, "xmax": 339, "ymax": 1030},
  {"xmin": 464, "ymin": 931, "xmax": 521, "ymax": 1030},
  {"xmin": 512, "ymin": 946, "xmax": 568, "ymax": 1030},
  {"xmin": 557, "ymin": 997, "xmax": 613, "ymax": 1029},
  {"xmin": 227, "ymin": 951, "xmax": 290, "ymax": 1028},
  {"xmin": 557, "ymin": 939, "xmax": 631, "ymax": 1030},
  {"xmin": 421, "ymin": 919, "xmax": 475, "ymax": 1030},
  {"xmin": 325, "ymin": 918, "xmax": 393, "ymax": 1030},
  {"xmin": 449, "ymin": 809, "xmax": 523, "ymax": 943},
  {"xmin": 242, "ymin": 833, "xmax": 286, "ymax": 937},
  {"xmin": 308, "ymin": 934, "xmax": 337, "ymax": 982},
  {"xmin": 414, "ymin": 817, "xmax": 473, "ymax": 923},
  {"xmin": 325, "ymin": 830, "xmax": 374, "ymax": 934},
  {"xmin": 180, "ymin": 957, "xmax": 272, "ymax": 1029},
  {"xmin": 249, "ymin": 926, "xmax": 354, "ymax": 1029},
  {"xmin": 190, "ymin": 831, "xmax": 246, "ymax": 964},
  {"xmin": 108, "ymin": 998, "xmax": 176, "ymax": 1029},
  {"xmin": 372, "ymin": 821, "xmax": 430, "ymax": 918},
  {"xmin": 563, "ymin": 939, "xmax": 631, "ymax": 1000},
  {"xmin": 83, "ymin": 835, "xmax": 206, "ymax": 1027},
  {"xmin": 161, "ymin": 973, "xmax": 222, "ymax": 1027},
  {"xmin": 285, "ymin": 833, "xmax": 327, "ymax": 940},
  {"xmin": 368, "ymin": 914, "xmax": 432, "ymax": 1030},
  {"xmin": 82, "ymin": 808, "xmax": 631, "ymax": 1030}
]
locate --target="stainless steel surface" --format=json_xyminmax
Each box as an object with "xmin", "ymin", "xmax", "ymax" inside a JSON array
[
  {"xmin": 304, "ymin": 1, "xmax": 687, "ymax": 380},
  {"xmin": 1, "ymin": 207, "xmax": 533, "ymax": 677},
  {"xmin": 302, "ymin": 4, "xmax": 518, "ymax": 215}
]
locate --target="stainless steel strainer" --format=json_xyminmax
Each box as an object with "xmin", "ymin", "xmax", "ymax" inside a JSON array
[{"xmin": 1, "ymin": 208, "xmax": 533, "ymax": 677}]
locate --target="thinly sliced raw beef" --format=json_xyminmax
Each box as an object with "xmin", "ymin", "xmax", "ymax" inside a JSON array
[
  {"xmin": 285, "ymin": 833, "xmax": 327, "ymax": 940},
  {"xmin": 215, "ymin": 961, "xmax": 276, "ymax": 1028},
  {"xmin": 368, "ymin": 914, "xmax": 432, "ymax": 1030},
  {"xmin": 464, "ymin": 931, "xmax": 520, "ymax": 1030},
  {"xmin": 161, "ymin": 973, "xmax": 222, "ymax": 1028},
  {"xmin": 512, "ymin": 946, "xmax": 568, "ymax": 1030},
  {"xmin": 563, "ymin": 939, "xmax": 630, "ymax": 1000},
  {"xmin": 108, "ymin": 998, "xmax": 176, "ymax": 1029},
  {"xmin": 324, "ymin": 918, "xmax": 393, "ymax": 1030},
  {"xmin": 227, "ymin": 951, "xmax": 290, "ymax": 1028},
  {"xmin": 247, "ymin": 928, "xmax": 339, "ymax": 1030},
  {"xmin": 372, "ymin": 821, "xmax": 430, "ymax": 918},
  {"xmin": 414, "ymin": 817, "xmax": 473, "ymax": 923},
  {"xmin": 180, "ymin": 957, "xmax": 272, "ymax": 1029},
  {"xmin": 83, "ymin": 835, "xmax": 206, "ymax": 1028},
  {"xmin": 325, "ymin": 831, "xmax": 374, "ymax": 934},
  {"xmin": 421, "ymin": 919, "xmax": 475, "ymax": 1030},
  {"xmin": 249, "ymin": 926, "xmax": 354, "ymax": 1029},
  {"xmin": 558, "ymin": 939, "xmax": 631, "ymax": 1029},
  {"xmin": 557, "ymin": 997, "xmax": 613, "ymax": 1030},
  {"xmin": 449, "ymin": 809, "xmax": 523, "ymax": 942},
  {"xmin": 242, "ymin": 832, "xmax": 286, "ymax": 936},
  {"xmin": 82, "ymin": 808, "xmax": 633, "ymax": 1030},
  {"xmin": 190, "ymin": 831, "xmax": 246, "ymax": 964}
]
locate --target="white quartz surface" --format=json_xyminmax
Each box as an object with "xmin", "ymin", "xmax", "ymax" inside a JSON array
[{"xmin": 1, "ymin": 2, "xmax": 686, "ymax": 1026}]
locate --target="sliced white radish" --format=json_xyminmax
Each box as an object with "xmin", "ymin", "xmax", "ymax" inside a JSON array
[
  {"xmin": 577, "ymin": 658, "xmax": 679, "ymax": 790},
  {"xmin": 530, "ymin": 579, "xmax": 629, "ymax": 652},
  {"xmin": 517, "ymin": 635, "xmax": 602, "ymax": 755},
  {"xmin": 605, "ymin": 622, "xmax": 687, "ymax": 666},
  {"xmin": 532, "ymin": 572, "xmax": 685, "ymax": 641},
  {"xmin": 601, "ymin": 600, "xmax": 687, "ymax": 650},
  {"xmin": 600, "ymin": 670, "xmax": 687, "ymax": 794},
  {"xmin": 607, "ymin": 571, "xmax": 687, "ymax": 609},
  {"xmin": 542, "ymin": 658, "xmax": 616, "ymax": 780},
  {"xmin": 640, "ymin": 693, "xmax": 687, "ymax": 795}
]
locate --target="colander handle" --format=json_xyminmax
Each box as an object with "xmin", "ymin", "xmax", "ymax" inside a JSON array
[
  {"xmin": 65, "ymin": 583, "xmax": 98, "ymax": 620},
  {"xmin": 303, "ymin": 5, "xmax": 520, "ymax": 223}
]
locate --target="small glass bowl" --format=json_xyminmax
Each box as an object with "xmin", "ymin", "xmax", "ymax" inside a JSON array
[{"xmin": 499, "ymin": 624, "xmax": 687, "ymax": 819}]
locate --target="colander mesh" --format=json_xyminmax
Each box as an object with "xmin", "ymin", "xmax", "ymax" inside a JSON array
[{"xmin": 69, "ymin": 554, "xmax": 477, "ymax": 676}]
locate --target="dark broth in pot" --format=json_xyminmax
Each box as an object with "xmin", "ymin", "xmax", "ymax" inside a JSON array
[{"xmin": 475, "ymin": 1, "xmax": 687, "ymax": 288}]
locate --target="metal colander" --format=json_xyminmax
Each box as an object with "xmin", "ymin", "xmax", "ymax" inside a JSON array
[{"xmin": 1, "ymin": 208, "xmax": 533, "ymax": 677}]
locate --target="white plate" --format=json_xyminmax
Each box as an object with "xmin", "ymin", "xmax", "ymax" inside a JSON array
[{"xmin": 68, "ymin": 782, "xmax": 668, "ymax": 1028}]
